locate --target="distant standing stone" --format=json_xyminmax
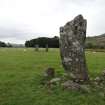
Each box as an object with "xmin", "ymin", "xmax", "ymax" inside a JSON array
[
  {"xmin": 59, "ymin": 15, "xmax": 89, "ymax": 81},
  {"xmin": 45, "ymin": 44, "xmax": 48, "ymax": 52},
  {"xmin": 35, "ymin": 44, "xmax": 39, "ymax": 51}
]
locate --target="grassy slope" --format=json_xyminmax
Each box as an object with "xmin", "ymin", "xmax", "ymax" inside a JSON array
[
  {"xmin": 0, "ymin": 48, "xmax": 105, "ymax": 105},
  {"xmin": 86, "ymin": 34, "xmax": 105, "ymax": 47}
]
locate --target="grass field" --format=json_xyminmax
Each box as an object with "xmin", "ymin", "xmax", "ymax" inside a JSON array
[{"xmin": 0, "ymin": 48, "xmax": 105, "ymax": 105}]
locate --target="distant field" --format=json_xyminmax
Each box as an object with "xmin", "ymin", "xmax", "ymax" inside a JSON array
[{"xmin": 0, "ymin": 48, "xmax": 105, "ymax": 105}]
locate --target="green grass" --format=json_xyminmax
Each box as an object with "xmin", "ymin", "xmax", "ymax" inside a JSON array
[{"xmin": 0, "ymin": 48, "xmax": 105, "ymax": 105}]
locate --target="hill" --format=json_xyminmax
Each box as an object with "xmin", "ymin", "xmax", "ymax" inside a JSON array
[{"xmin": 86, "ymin": 34, "xmax": 105, "ymax": 49}]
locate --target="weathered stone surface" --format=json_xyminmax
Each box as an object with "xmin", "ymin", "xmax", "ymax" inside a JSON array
[
  {"xmin": 80, "ymin": 85, "xmax": 90, "ymax": 93},
  {"xmin": 93, "ymin": 69, "xmax": 105, "ymax": 85},
  {"xmin": 50, "ymin": 78, "xmax": 61, "ymax": 83},
  {"xmin": 59, "ymin": 15, "xmax": 89, "ymax": 81},
  {"xmin": 102, "ymin": 69, "xmax": 105, "ymax": 76},
  {"xmin": 62, "ymin": 80, "xmax": 90, "ymax": 92},
  {"xmin": 62, "ymin": 80, "xmax": 81, "ymax": 90}
]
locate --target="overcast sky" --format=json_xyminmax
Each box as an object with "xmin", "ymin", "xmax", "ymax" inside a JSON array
[{"xmin": 0, "ymin": 0, "xmax": 105, "ymax": 44}]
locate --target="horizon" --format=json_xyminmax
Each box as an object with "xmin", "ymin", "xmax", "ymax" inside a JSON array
[
  {"xmin": 0, "ymin": 0, "xmax": 105, "ymax": 44},
  {"xmin": 1, "ymin": 33, "xmax": 105, "ymax": 45}
]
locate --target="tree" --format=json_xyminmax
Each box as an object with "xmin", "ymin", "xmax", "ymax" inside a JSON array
[
  {"xmin": 25, "ymin": 36, "xmax": 59, "ymax": 48},
  {"xmin": 0, "ymin": 41, "xmax": 7, "ymax": 47}
]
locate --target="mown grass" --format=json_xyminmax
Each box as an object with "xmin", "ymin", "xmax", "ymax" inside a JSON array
[{"xmin": 0, "ymin": 48, "xmax": 105, "ymax": 105}]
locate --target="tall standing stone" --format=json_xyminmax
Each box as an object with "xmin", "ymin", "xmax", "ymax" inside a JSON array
[{"xmin": 59, "ymin": 15, "xmax": 89, "ymax": 81}]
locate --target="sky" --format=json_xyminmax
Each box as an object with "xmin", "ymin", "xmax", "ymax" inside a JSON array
[{"xmin": 0, "ymin": 0, "xmax": 105, "ymax": 44}]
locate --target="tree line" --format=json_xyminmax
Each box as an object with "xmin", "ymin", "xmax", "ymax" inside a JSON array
[
  {"xmin": 1, "ymin": 35, "xmax": 105, "ymax": 49},
  {"xmin": 25, "ymin": 36, "xmax": 105, "ymax": 49},
  {"xmin": 0, "ymin": 41, "xmax": 12, "ymax": 47},
  {"xmin": 25, "ymin": 36, "xmax": 59, "ymax": 48}
]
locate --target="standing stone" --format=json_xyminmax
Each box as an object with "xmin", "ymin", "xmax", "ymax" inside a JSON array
[
  {"xmin": 45, "ymin": 44, "xmax": 48, "ymax": 52},
  {"xmin": 44, "ymin": 68, "xmax": 55, "ymax": 78},
  {"xmin": 59, "ymin": 15, "xmax": 89, "ymax": 81},
  {"xmin": 35, "ymin": 44, "xmax": 39, "ymax": 51}
]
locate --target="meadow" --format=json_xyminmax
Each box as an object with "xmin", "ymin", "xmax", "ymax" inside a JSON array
[{"xmin": 0, "ymin": 48, "xmax": 105, "ymax": 105}]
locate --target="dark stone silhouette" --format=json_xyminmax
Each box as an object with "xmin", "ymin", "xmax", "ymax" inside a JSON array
[{"xmin": 44, "ymin": 68, "xmax": 55, "ymax": 78}]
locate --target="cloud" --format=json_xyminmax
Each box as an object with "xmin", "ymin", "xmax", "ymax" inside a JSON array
[{"xmin": 0, "ymin": 0, "xmax": 105, "ymax": 43}]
